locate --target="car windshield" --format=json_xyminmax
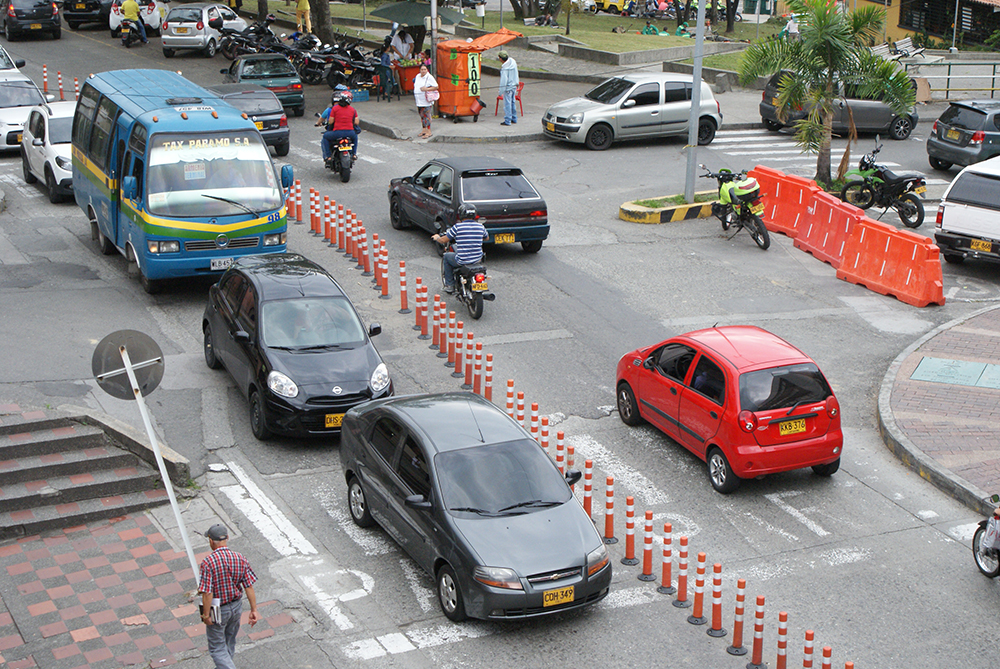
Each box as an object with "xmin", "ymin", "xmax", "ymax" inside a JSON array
[
  {"xmin": 461, "ymin": 171, "xmax": 539, "ymax": 201},
  {"xmin": 939, "ymin": 105, "xmax": 987, "ymax": 130},
  {"xmin": 585, "ymin": 77, "xmax": 634, "ymax": 105},
  {"xmin": 223, "ymin": 92, "xmax": 281, "ymax": 114},
  {"xmin": 261, "ymin": 296, "xmax": 366, "ymax": 349},
  {"xmin": 0, "ymin": 50, "xmax": 14, "ymax": 70},
  {"xmin": 739, "ymin": 363, "xmax": 832, "ymax": 412},
  {"xmin": 49, "ymin": 116, "xmax": 73, "ymax": 144},
  {"xmin": 437, "ymin": 440, "xmax": 571, "ymax": 516},
  {"xmin": 0, "ymin": 81, "xmax": 44, "ymax": 108},
  {"xmin": 946, "ymin": 171, "xmax": 1000, "ymax": 210},
  {"xmin": 167, "ymin": 7, "xmax": 202, "ymax": 22},
  {"xmin": 146, "ymin": 130, "xmax": 282, "ymax": 217},
  {"xmin": 241, "ymin": 59, "xmax": 296, "ymax": 78}
]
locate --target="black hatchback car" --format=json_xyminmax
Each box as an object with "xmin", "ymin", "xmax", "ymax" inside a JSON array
[
  {"xmin": 202, "ymin": 253, "xmax": 392, "ymax": 440},
  {"xmin": 926, "ymin": 100, "xmax": 1000, "ymax": 171},
  {"xmin": 388, "ymin": 157, "xmax": 549, "ymax": 253},
  {"xmin": 1, "ymin": 0, "xmax": 61, "ymax": 40},
  {"xmin": 340, "ymin": 392, "xmax": 612, "ymax": 621},
  {"xmin": 60, "ymin": 0, "xmax": 111, "ymax": 30},
  {"xmin": 206, "ymin": 83, "xmax": 290, "ymax": 157}
]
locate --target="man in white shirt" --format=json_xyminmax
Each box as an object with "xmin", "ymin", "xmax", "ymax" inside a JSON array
[{"xmin": 390, "ymin": 29, "xmax": 414, "ymax": 63}]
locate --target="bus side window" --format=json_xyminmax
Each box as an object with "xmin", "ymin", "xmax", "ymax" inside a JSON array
[
  {"xmin": 132, "ymin": 157, "xmax": 145, "ymax": 198},
  {"xmin": 72, "ymin": 84, "xmax": 100, "ymax": 148},
  {"xmin": 89, "ymin": 97, "xmax": 119, "ymax": 173}
]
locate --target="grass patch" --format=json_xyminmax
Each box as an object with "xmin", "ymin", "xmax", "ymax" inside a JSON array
[
  {"xmin": 635, "ymin": 192, "xmax": 716, "ymax": 208},
  {"xmin": 681, "ymin": 50, "xmax": 745, "ymax": 72}
]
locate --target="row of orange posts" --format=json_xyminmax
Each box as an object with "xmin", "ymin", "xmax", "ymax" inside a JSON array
[{"xmin": 748, "ymin": 165, "xmax": 945, "ymax": 308}]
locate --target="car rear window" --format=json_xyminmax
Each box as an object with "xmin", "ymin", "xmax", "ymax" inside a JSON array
[
  {"xmin": 167, "ymin": 7, "xmax": 201, "ymax": 22},
  {"xmin": 939, "ymin": 105, "xmax": 987, "ymax": 130},
  {"xmin": 946, "ymin": 170, "xmax": 1000, "ymax": 210},
  {"xmin": 224, "ymin": 92, "xmax": 281, "ymax": 114},
  {"xmin": 739, "ymin": 363, "xmax": 832, "ymax": 412},
  {"xmin": 461, "ymin": 171, "xmax": 539, "ymax": 201},
  {"xmin": 586, "ymin": 77, "xmax": 634, "ymax": 105},
  {"xmin": 242, "ymin": 58, "xmax": 296, "ymax": 78}
]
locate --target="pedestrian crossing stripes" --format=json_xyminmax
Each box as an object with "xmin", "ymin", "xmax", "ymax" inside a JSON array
[{"xmin": 711, "ymin": 130, "xmax": 900, "ymax": 170}]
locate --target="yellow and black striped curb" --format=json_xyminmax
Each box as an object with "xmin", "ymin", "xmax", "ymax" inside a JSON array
[{"xmin": 619, "ymin": 191, "xmax": 719, "ymax": 225}]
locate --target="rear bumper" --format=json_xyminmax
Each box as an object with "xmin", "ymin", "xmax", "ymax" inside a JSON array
[
  {"xmin": 7, "ymin": 18, "xmax": 60, "ymax": 33},
  {"xmin": 730, "ymin": 430, "xmax": 843, "ymax": 478},
  {"xmin": 260, "ymin": 128, "xmax": 290, "ymax": 147},
  {"xmin": 926, "ymin": 135, "xmax": 995, "ymax": 167},
  {"xmin": 759, "ymin": 100, "xmax": 805, "ymax": 126},
  {"xmin": 486, "ymin": 223, "xmax": 549, "ymax": 243},
  {"xmin": 162, "ymin": 35, "xmax": 209, "ymax": 49},
  {"xmin": 935, "ymin": 230, "xmax": 1000, "ymax": 264}
]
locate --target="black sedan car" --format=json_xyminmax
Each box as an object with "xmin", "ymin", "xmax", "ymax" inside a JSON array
[
  {"xmin": 388, "ymin": 157, "xmax": 549, "ymax": 253},
  {"xmin": 203, "ymin": 253, "xmax": 392, "ymax": 440},
  {"xmin": 207, "ymin": 83, "xmax": 289, "ymax": 157},
  {"xmin": 340, "ymin": 392, "xmax": 612, "ymax": 621},
  {"xmin": 1, "ymin": 0, "xmax": 61, "ymax": 40}
]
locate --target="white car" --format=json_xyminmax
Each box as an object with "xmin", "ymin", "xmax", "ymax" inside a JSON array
[
  {"xmin": 0, "ymin": 44, "xmax": 25, "ymax": 71},
  {"xmin": 1, "ymin": 71, "xmax": 50, "ymax": 153},
  {"xmin": 161, "ymin": 3, "xmax": 246, "ymax": 58},
  {"xmin": 109, "ymin": 0, "xmax": 169, "ymax": 36},
  {"xmin": 20, "ymin": 100, "xmax": 75, "ymax": 203}
]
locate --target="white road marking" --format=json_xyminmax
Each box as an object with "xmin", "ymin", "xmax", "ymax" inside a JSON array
[
  {"xmin": 475, "ymin": 328, "xmax": 574, "ymax": 346},
  {"xmin": 358, "ymin": 155, "xmax": 383, "ymax": 164},
  {"xmin": 765, "ymin": 491, "xmax": 830, "ymax": 537},
  {"xmin": 378, "ymin": 632, "xmax": 417, "ymax": 654},
  {"xmin": 316, "ymin": 482, "xmax": 396, "ymax": 555},
  {"xmin": 839, "ymin": 296, "xmax": 933, "ymax": 335},
  {"xmin": 817, "ymin": 547, "xmax": 870, "ymax": 566},
  {"xmin": 399, "ymin": 558, "xmax": 435, "ymax": 613},
  {"xmin": 719, "ymin": 503, "xmax": 800, "ymax": 545},
  {"xmin": 567, "ymin": 433, "xmax": 670, "ymax": 506}
]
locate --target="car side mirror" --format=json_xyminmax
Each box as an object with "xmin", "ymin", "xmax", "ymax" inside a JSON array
[
  {"xmin": 45, "ymin": 94, "xmax": 55, "ymax": 102},
  {"xmin": 405, "ymin": 494, "xmax": 432, "ymax": 510},
  {"xmin": 32, "ymin": 138, "xmax": 43, "ymax": 146},
  {"xmin": 15, "ymin": 59, "xmax": 25, "ymax": 68},
  {"xmin": 565, "ymin": 470, "xmax": 582, "ymax": 486},
  {"xmin": 233, "ymin": 330, "xmax": 250, "ymax": 343},
  {"xmin": 621, "ymin": 99, "xmax": 636, "ymax": 109},
  {"xmin": 643, "ymin": 357, "xmax": 654, "ymax": 369},
  {"xmin": 122, "ymin": 175, "xmax": 138, "ymax": 200},
  {"xmin": 402, "ymin": 176, "xmax": 413, "ymax": 184},
  {"xmin": 281, "ymin": 165, "xmax": 294, "ymax": 189},
  {"xmin": 208, "ymin": 17, "xmax": 223, "ymax": 30},
  {"xmin": 368, "ymin": 323, "xmax": 381, "ymax": 337}
]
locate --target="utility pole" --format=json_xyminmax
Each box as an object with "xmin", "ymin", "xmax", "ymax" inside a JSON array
[{"xmin": 684, "ymin": 0, "xmax": 708, "ymax": 203}]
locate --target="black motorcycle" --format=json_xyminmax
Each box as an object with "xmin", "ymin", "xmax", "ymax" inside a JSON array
[
  {"xmin": 840, "ymin": 137, "xmax": 927, "ymax": 228},
  {"xmin": 700, "ymin": 164, "xmax": 770, "ymax": 250},
  {"xmin": 120, "ymin": 18, "xmax": 140, "ymax": 48},
  {"xmin": 318, "ymin": 117, "xmax": 357, "ymax": 183},
  {"xmin": 440, "ymin": 253, "xmax": 495, "ymax": 320}
]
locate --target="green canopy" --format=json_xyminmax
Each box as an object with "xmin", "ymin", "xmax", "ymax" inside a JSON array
[{"xmin": 371, "ymin": 1, "xmax": 465, "ymax": 26}]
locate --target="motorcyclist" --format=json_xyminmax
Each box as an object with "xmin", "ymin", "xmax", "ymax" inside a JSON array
[
  {"xmin": 316, "ymin": 91, "xmax": 360, "ymax": 164},
  {"xmin": 433, "ymin": 204, "xmax": 488, "ymax": 294},
  {"xmin": 121, "ymin": 0, "xmax": 148, "ymax": 43}
]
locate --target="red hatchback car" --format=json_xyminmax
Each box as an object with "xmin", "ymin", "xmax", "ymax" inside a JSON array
[{"xmin": 615, "ymin": 326, "xmax": 842, "ymax": 493}]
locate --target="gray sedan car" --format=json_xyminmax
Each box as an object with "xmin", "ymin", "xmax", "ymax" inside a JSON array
[
  {"xmin": 340, "ymin": 392, "xmax": 612, "ymax": 621},
  {"xmin": 542, "ymin": 72, "xmax": 723, "ymax": 150}
]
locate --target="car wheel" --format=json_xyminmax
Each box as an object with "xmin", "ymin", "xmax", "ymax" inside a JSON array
[
  {"xmin": 140, "ymin": 270, "xmax": 162, "ymax": 294},
  {"xmin": 943, "ymin": 252, "xmax": 965, "ymax": 264},
  {"xmin": 203, "ymin": 323, "xmax": 222, "ymax": 370},
  {"xmin": 204, "ymin": 38, "xmax": 216, "ymax": 58},
  {"xmin": 275, "ymin": 141, "xmax": 289, "ymax": 157},
  {"xmin": 928, "ymin": 156, "xmax": 952, "ymax": 171},
  {"xmin": 889, "ymin": 115, "xmax": 913, "ymax": 140},
  {"xmin": 5, "ymin": 22, "xmax": 14, "ymax": 41},
  {"xmin": 616, "ymin": 382, "xmax": 643, "ymax": 426},
  {"xmin": 707, "ymin": 447, "xmax": 741, "ymax": 494},
  {"xmin": 347, "ymin": 477, "xmax": 375, "ymax": 528},
  {"xmin": 45, "ymin": 168, "xmax": 63, "ymax": 204},
  {"xmin": 21, "ymin": 150, "xmax": 36, "ymax": 185},
  {"xmin": 249, "ymin": 389, "xmax": 271, "ymax": 440},
  {"xmin": 52, "ymin": 27, "xmax": 60, "ymax": 39},
  {"xmin": 763, "ymin": 118, "xmax": 782, "ymax": 132},
  {"xmin": 389, "ymin": 194, "xmax": 409, "ymax": 230},
  {"xmin": 68, "ymin": 21, "xmax": 79, "ymax": 29},
  {"xmin": 585, "ymin": 123, "xmax": 613, "ymax": 151},
  {"xmin": 521, "ymin": 240, "xmax": 542, "ymax": 253},
  {"xmin": 811, "ymin": 458, "xmax": 840, "ymax": 477},
  {"xmin": 111, "ymin": 27, "xmax": 118, "ymax": 37},
  {"xmin": 697, "ymin": 118, "xmax": 717, "ymax": 145},
  {"xmin": 436, "ymin": 564, "xmax": 467, "ymax": 622},
  {"xmin": 162, "ymin": 47, "xmax": 174, "ymax": 58},
  {"xmin": 294, "ymin": 105, "xmax": 305, "ymax": 118}
]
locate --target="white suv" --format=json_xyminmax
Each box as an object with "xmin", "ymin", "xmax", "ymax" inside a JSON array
[
  {"xmin": 936, "ymin": 156, "xmax": 1000, "ymax": 266},
  {"xmin": 20, "ymin": 100, "xmax": 75, "ymax": 203}
]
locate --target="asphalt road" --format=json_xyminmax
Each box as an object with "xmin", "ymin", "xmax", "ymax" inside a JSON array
[{"xmin": 2, "ymin": 27, "xmax": 1000, "ymax": 669}]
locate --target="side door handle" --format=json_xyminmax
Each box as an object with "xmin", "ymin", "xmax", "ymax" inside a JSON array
[
  {"xmin": 710, "ymin": 411, "xmax": 718, "ymax": 419},
  {"xmin": 670, "ymin": 387, "xmax": 677, "ymax": 395}
]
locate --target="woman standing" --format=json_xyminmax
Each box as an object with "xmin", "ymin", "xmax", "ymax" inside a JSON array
[{"xmin": 413, "ymin": 64, "xmax": 438, "ymax": 139}]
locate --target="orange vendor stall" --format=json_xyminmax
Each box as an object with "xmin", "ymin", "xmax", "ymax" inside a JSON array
[{"xmin": 435, "ymin": 27, "xmax": 522, "ymax": 123}]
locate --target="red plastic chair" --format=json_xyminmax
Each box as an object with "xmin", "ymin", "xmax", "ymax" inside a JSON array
[{"xmin": 494, "ymin": 82, "xmax": 524, "ymax": 116}]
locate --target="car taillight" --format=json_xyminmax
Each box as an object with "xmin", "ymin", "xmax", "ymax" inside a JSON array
[
  {"xmin": 51, "ymin": 1, "xmax": 57, "ymax": 14},
  {"xmin": 529, "ymin": 210, "xmax": 546, "ymax": 217},
  {"xmin": 737, "ymin": 410, "xmax": 757, "ymax": 433},
  {"xmin": 291, "ymin": 83, "xmax": 302, "ymax": 90},
  {"xmin": 162, "ymin": 20, "xmax": 168, "ymax": 30},
  {"xmin": 761, "ymin": 91, "xmax": 766, "ymax": 101},
  {"xmin": 474, "ymin": 273, "xmax": 485, "ymax": 283},
  {"xmin": 936, "ymin": 207, "xmax": 944, "ymax": 229},
  {"xmin": 932, "ymin": 120, "xmax": 938, "ymax": 133},
  {"xmin": 278, "ymin": 114, "xmax": 287, "ymax": 127},
  {"xmin": 716, "ymin": 100, "xmax": 721, "ymax": 115},
  {"xmin": 112, "ymin": 3, "xmax": 120, "ymax": 13},
  {"xmin": 971, "ymin": 130, "xmax": 985, "ymax": 145},
  {"xmin": 825, "ymin": 395, "xmax": 839, "ymax": 419},
  {"xmin": 7, "ymin": 4, "xmax": 14, "ymax": 16},
  {"xmin": 147, "ymin": 1, "xmax": 155, "ymax": 7},
  {"xmin": 196, "ymin": 20, "xmax": 203, "ymax": 30}
]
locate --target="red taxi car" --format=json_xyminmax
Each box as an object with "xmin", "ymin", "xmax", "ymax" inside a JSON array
[{"xmin": 615, "ymin": 326, "xmax": 842, "ymax": 493}]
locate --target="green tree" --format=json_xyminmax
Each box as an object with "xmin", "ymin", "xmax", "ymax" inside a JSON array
[{"xmin": 738, "ymin": 0, "xmax": 915, "ymax": 186}]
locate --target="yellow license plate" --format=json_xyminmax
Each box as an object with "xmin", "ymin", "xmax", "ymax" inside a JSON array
[
  {"xmin": 175, "ymin": 26, "xmax": 188, "ymax": 33},
  {"xmin": 255, "ymin": 121, "xmax": 264, "ymax": 130},
  {"xmin": 749, "ymin": 201, "xmax": 765, "ymax": 215},
  {"xmin": 345, "ymin": 69, "xmax": 353, "ymax": 75},
  {"xmin": 542, "ymin": 585, "xmax": 574, "ymax": 607},
  {"xmin": 914, "ymin": 186, "xmax": 926, "ymax": 194},
  {"xmin": 75, "ymin": 2, "xmax": 85, "ymax": 7},
  {"xmin": 30, "ymin": 23, "xmax": 41, "ymax": 29},
  {"xmin": 16, "ymin": 133, "xmax": 22, "ymax": 143},
  {"xmin": 545, "ymin": 121, "xmax": 554, "ymax": 132},
  {"xmin": 325, "ymin": 413, "xmax": 345, "ymax": 428},
  {"xmin": 493, "ymin": 233, "xmax": 515, "ymax": 244},
  {"xmin": 947, "ymin": 128, "xmax": 960, "ymax": 140},
  {"xmin": 778, "ymin": 418, "xmax": 806, "ymax": 436},
  {"xmin": 472, "ymin": 281, "xmax": 488, "ymax": 291},
  {"xmin": 971, "ymin": 239, "xmax": 992, "ymax": 252},
  {"xmin": 121, "ymin": 27, "xmax": 129, "ymax": 33}
]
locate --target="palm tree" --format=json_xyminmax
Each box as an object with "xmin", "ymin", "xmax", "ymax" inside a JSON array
[{"xmin": 738, "ymin": 0, "xmax": 916, "ymax": 186}]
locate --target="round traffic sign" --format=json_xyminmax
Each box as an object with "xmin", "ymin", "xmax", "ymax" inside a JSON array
[{"xmin": 91, "ymin": 330, "xmax": 164, "ymax": 401}]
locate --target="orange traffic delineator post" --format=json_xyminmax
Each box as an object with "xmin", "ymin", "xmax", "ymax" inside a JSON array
[
  {"xmin": 687, "ymin": 552, "xmax": 707, "ymax": 624},
  {"xmin": 515, "ymin": 391, "xmax": 524, "ymax": 424},
  {"xmin": 539, "ymin": 417, "xmax": 549, "ymax": 454},
  {"xmin": 803, "ymin": 630, "xmax": 814, "ymax": 668},
  {"xmin": 359, "ymin": 229, "xmax": 370, "ymax": 272},
  {"xmin": 398, "ymin": 261, "xmax": 411, "ymax": 314},
  {"xmin": 727, "ymin": 578, "xmax": 748, "ymax": 656},
  {"xmin": 43, "ymin": 64, "xmax": 47, "ymax": 93},
  {"xmin": 344, "ymin": 211, "xmax": 354, "ymax": 257},
  {"xmin": 57, "ymin": 71, "xmax": 64, "ymax": 101},
  {"xmin": 621, "ymin": 497, "xmax": 637, "ymax": 565},
  {"xmin": 452, "ymin": 322, "xmax": 465, "ymax": 377},
  {"xmin": 484, "ymin": 354, "xmax": 493, "ymax": 401},
  {"xmin": 369, "ymin": 232, "xmax": 379, "ymax": 281},
  {"xmin": 529, "ymin": 403, "xmax": 539, "ymax": 439},
  {"xmin": 412, "ymin": 278, "xmax": 423, "ymax": 331},
  {"xmin": 337, "ymin": 204, "xmax": 346, "ymax": 251},
  {"xmin": 473, "ymin": 342, "xmax": 483, "ymax": 394},
  {"xmin": 566, "ymin": 444, "xmax": 574, "ymax": 480},
  {"xmin": 708, "ymin": 563, "xmax": 726, "ymax": 638},
  {"xmin": 639, "ymin": 510, "xmax": 656, "ymax": 581},
  {"xmin": 446, "ymin": 312, "xmax": 457, "ymax": 366},
  {"xmin": 308, "ymin": 188, "xmax": 317, "ymax": 230},
  {"xmin": 505, "ymin": 380, "xmax": 514, "ymax": 418},
  {"xmin": 430, "ymin": 295, "xmax": 441, "ymax": 350},
  {"xmin": 355, "ymin": 223, "xmax": 366, "ymax": 268},
  {"xmin": 747, "ymin": 595, "xmax": 766, "ymax": 669},
  {"xmin": 418, "ymin": 287, "xmax": 431, "ymax": 340},
  {"xmin": 603, "ymin": 476, "xmax": 617, "ymax": 544},
  {"xmin": 74, "ymin": 77, "xmax": 79, "ymax": 101},
  {"xmin": 294, "ymin": 180, "xmax": 302, "ymax": 223},
  {"xmin": 657, "ymin": 522, "xmax": 675, "ymax": 595},
  {"xmin": 583, "ymin": 460, "xmax": 593, "ymax": 519},
  {"xmin": 321, "ymin": 196, "xmax": 330, "ymax": 240},
  {"xmin": 435, "ymin": 303, "xmax": 448, "ymax": 358},
  {"xmin": 556, "ymin": 432, "xmax": 565, "ymax": 471},
  {"xmin": 820, "ymin": 646, "xmax": 832, "ymax": 669},
  {"xmin": 673, "ymin": 536, "xmax": 690, "ymax": 608},
  {"xmin": 462, "ymin": 332, "xmax": 474, "ymax": 388},
  {"xmin": 379, "ymin": 242, "xmax": 390, "ymax": 299},
  {"xmin": 777, "ymin": 611, "xmax": 788, "ymax": 669}
]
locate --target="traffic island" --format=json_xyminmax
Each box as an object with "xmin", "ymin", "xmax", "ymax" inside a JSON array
[{"xmin": 619, "ymin": 191, "xmax": 718, "ymax": 224}]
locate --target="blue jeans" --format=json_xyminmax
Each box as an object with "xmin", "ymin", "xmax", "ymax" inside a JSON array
[
  {"xmin": 205, "ymin": 599, "xmax": 242, "ymax": 669},
  {"xmin": 442, "ymin": 252, "xmax": 482, "ymax": 288},
  {"xmin": 502, "ymin": 88, "xmax": 517, "ymax": 124},
  {"xmin": 125, "ymin": 18, "xmax": 147, "ymax": 42},
  {"xmin": 322, "ymin": 129, "xmax": 358, "ymax": 159}
]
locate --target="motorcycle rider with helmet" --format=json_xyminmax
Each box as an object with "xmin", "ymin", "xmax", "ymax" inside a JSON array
[
  {"xmin": 315, "ymin": 91, "xmax": 360, "ymax": 165},
  {"xmin": 433, "ymin": 204, "xmax": 488, "ymax": 294}
]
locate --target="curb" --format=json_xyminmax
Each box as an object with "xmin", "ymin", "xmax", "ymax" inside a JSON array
[
  {"xmin": 876, "ymin": 303, "xmax": 1000, "ymax": 516},
  {"xmin": 619, "ymin": 191, "xmax": 717, "ymax": 224}
]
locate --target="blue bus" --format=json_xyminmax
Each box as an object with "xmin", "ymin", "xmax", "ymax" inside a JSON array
[{"xmin": 72, "ymin": 69, "xmax": 293, "ymax": 293}]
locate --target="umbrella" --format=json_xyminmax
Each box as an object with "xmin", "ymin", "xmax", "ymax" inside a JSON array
[{"xmin": 370, "ymin": 1, "xmax": 466, "ymax": 26}]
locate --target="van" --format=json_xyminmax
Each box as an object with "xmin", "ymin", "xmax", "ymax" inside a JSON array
[{"xmin": 935, "ymin": 156, "xmax": 1000, "ymax": 265}]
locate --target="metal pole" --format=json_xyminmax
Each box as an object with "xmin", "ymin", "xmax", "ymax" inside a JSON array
[
  {"xmin": 684, "ymin": 0, "xmax": 708, "ymax": 203},
  {"xmin": 952, "ymin": 0, "xmax": 960, "ymax": 50},
  {"xmin": 118, "ymin": 346, "xmax": 200, "ymax": 589},
  {"xmin": 431, "ymin": 0, "xmax": 438, "ymax": 82}
]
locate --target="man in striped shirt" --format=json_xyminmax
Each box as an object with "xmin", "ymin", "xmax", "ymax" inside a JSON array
[
  {"xmin": 199, "ymin": 524, "xmax": 259, "ymax": 669},
  {"xmin": 433, "ymin": 204, "xmax": 488, "ymax": 294}
]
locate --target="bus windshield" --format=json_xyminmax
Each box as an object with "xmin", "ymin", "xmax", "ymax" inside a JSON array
[{"xmin": 146, "ymin": 131, "xmax": 281, "ymax": 217}]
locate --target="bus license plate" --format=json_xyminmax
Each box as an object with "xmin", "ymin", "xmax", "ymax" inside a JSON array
[
  {"xmin": 325, "ymin": 413, "xmax": 344, "ymax": 428},
  {"xmin": 778, "ymin": 418, "xmax": 806, "ymax": 436},
  {"xmin": 494, "ymin": 233, "xmax": 515, "ymax": 244},
  {"xmin": 543, "ymin": 586, "xmax": 574, "ymax": 607},
  {"xmin": 175, "ymin": 26, "xmax": 188, "ymax": 33},
  {"xmin": 472, "ymin": 281, "xmax": 488, "ymax": 291},
  {"xmin": 210, "ymin": 258, "xmax": 233, "ymax": 271},
  {"xmin": 914, "ymin": 186, "xmax": 926, "ymax": 194},
  {"xmin": 30, "ymin": 23, "xmax": 42, "ymax": 29},
  {"xmin": 971, "ymin": 239, "xmax": 992, "ymax": 252},
  {"xmin": 255, "ymin": 121, "xmax": 264, "ymax": 130},
  {"xmin": 749, "ymin": 201, "xmax": 765, "ymax": 215}
]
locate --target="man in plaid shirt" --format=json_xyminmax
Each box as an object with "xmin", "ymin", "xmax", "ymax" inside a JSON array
[{"xmin": 199, "ymin": 524, "xmax": 259, "ymax": 669}]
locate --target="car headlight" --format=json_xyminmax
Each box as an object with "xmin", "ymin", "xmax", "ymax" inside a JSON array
[
  {"xmin": 55, "ymin": 155, "xmax": 71, "ymax": 170},
  {"xmin": 567, "ymin": 113, "xmax": 583, "ymax": 124},
  {"xmin": 147, "ymin": 240, "xmax": 180, "ymax": 253},
  {"xmin": 587, "ymin": 544, "xmax": 609, "ymax": 577},
  {"xmin": 267, "ymin": 370, "xmax": 298, "ymax": 398},
  {"xmin": 263, "ymin": 232, "xmax": 285, "ymax": 246},
  {"xmin": 473, "ymin": 566, "xmax": 523, "ymax": 590},
  {"xmin": 369, "ymin": 362, "xmax": 389, "ymax": 394}
]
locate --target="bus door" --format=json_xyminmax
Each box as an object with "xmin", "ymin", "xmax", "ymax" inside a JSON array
[{"xmin": 118, "ymin": 124, "xmax": 147, "ymax": 250}]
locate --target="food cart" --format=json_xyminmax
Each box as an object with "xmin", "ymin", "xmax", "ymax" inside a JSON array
[{"xmin": 435, "ymin": 28, "xmax": 522, "ymax": 123}]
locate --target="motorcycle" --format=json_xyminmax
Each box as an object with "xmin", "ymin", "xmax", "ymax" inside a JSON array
[
  {"xmin": 439, "ymin": 248, "xmax": 495, "ymax": 320},
  {"xmin": 120, "ymin": 18, "xmax": 140, "ymax": 48},
  {"xmin": 700, "ymin": 164, "xmax": 770, "ymax": 250},
  {"xmin": 973, "ymin": 493, "xmax": 1000, "ymax": 577},
  {"xmin": 840, "ymin": 136, "xmax": 927, "ymax": 228}
]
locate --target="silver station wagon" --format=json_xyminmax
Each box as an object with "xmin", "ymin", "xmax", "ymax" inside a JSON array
[{"xmin": 542, "ymin": 73, "xmax": 723, "ymax": 150}]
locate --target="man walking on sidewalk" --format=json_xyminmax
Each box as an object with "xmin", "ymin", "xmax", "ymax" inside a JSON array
[
  {"xmin": 498, "ymin": 51, "xmax": 519, "ymax": 126},
  {"xmin": 199, "ymin": 524, "xmax": 259, "ymax": 669}
]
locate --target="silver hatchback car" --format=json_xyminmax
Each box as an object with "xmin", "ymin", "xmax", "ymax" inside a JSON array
[
  {"xmin": 542, "ymin": 73, "xmax": 723, "ymax": 150},
  {"xmin": 161, "ymin": 2, "xmax": 245, "ymax": 58}
]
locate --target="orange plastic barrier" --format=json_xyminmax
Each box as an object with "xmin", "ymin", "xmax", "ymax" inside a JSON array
[
  {"xmin": 748, "ymin": 166, "xmax": 819, "ymax": 239},
  {"xmin": 836, "ymin": 219, "xmax": 946, "ymax": 307},
  {"xmin": 792, "ymin": 193, "xmax": 863, "ymax": 268}
]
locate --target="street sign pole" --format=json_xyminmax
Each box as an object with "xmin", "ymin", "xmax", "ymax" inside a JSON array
[{"xmin": 685, "ymin": 0, "xmax": 708, "ymax": 203}]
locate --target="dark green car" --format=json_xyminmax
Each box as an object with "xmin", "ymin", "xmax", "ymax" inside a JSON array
[{"xmin": 222, "ymin": 53, "xmax": 305, "ymax": 117}]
